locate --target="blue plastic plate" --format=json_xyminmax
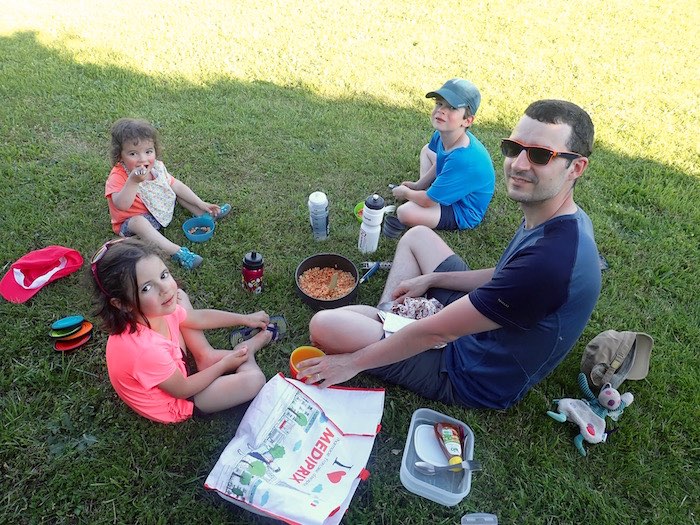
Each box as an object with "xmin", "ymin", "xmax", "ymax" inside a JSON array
[{"xmin": 51, "ymin": 315, "xmax": 84, "ymax": 330}]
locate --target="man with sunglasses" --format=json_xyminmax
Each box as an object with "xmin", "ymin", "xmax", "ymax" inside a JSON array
[{"xmin": 301, "ymin": 100, "xmax": 601, "ymax": 410}]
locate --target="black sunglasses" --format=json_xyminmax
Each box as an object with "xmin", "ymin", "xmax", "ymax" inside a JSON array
[{"xmin": 500, "ymin": 138, "xmax": 582, "ymax": 166}]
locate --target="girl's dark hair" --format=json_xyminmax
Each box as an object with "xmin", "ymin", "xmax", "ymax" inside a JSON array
[
  {"xmin": 90, "ymin": 238, "xmax": 165, "ymax": 335},
  {"xmin": 109, "ymin": 118, "xmax": 162, "ymax": 166}
]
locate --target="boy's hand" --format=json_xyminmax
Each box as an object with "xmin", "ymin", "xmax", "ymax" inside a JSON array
[
  {"xmin": 401, "ymin": 181, "xmax": 418, "ymax": 190},
  {"xmin": 244, "ymin": 311, "xmax": 270, "ymax": 330},
  {"xmin": 392, "ymin": 184, "xmax": 410, "ymax": 200}
]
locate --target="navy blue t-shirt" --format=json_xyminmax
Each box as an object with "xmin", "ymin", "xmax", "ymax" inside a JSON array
[{"xmin": 444, "ymin": 208, "xmax": 601, "ymax": 409}]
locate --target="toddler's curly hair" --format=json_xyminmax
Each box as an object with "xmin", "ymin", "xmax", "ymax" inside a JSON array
[{"xmin": 109, "ymin": 118, "xmax": 162, "ymax": 166}]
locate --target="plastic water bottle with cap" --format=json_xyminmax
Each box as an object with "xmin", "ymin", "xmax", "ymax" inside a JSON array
[
  {"xmin": 308, "ymin": 191, "xmax": 329, "ymax": 241},
  {"xmin": 241, "ymin": 251, "xmax": 264, "ymax": 293},
  {"xmin": 358, "ymin": 194, "xmax": 385, "ymax": 254}
]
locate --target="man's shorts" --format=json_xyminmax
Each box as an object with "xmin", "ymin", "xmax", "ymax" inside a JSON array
[
  {"xmin": 119, "ymin": 212, "xmax": 162, "ymax": 237},
  {"xmin": 366, "ymin": 254, "xmax": 470, "ymax": 405},
  {"xmin": 436, "ymin": 204, "xmax": 458, "ymax": 231}
]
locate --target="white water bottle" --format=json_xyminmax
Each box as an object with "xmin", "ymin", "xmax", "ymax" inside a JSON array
[
  {"xmin": 308, "ymin": 191, "xmax": 329, "ymax": 241},
  {"xmin": 358, "ymin": 194, "xmax": 385, "ymax": 254}
]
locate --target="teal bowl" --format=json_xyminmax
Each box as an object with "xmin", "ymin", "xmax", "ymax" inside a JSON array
[{"xmin": 182, "ymin": 215, "xmax": 215, "ymax": 242}]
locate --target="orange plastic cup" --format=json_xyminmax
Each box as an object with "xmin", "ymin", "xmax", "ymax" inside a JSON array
[{"xmin": 289, "ymin": 346, "xmax": 325, "ymax": 381}]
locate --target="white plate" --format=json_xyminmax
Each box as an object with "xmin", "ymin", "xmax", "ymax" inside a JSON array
[{"xmin": 414, "ymin": 424, "xmax": 449, "ymax": 466}]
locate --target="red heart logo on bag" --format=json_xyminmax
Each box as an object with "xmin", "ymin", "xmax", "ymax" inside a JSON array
[{"xmin": 327, "ymin": 471, "xmax": 346, "ymax": 484}]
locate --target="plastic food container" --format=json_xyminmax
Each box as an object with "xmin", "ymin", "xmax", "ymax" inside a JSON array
[
  {"xmin": 182, "ymin": 215, "xmax": 216, "ymax": 242},
  {"xmin": 400, "ymin": 408, "xmax": 475, "ymax": 506}
]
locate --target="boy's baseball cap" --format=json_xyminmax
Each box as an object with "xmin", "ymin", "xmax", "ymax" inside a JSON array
[
  {"xmin": 0, "ymin": 246, "xmax": 84, "ymax": 303},
  {"xmin": 426, "ymin": 78, "xmax": 481, "ymax": 115},
  {"xmin": 580, "ymin": 330, "xmax": 653, "ymax": 389}
]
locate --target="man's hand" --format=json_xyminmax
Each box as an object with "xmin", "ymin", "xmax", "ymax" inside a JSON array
[
  {"xmin": 296, "ymin": 353, "xmax": 361, "ymax": 388},
  {"xmin": 391, "ymin": 274, "xmax": 432, "ymax": 302}
]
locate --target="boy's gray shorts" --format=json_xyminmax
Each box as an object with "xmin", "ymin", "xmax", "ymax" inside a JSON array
[{"xmin": 366, "ymin": 254, "xmax": 470, "ymax": 405}]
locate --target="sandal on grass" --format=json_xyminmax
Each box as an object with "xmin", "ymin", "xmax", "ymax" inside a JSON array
[
  {"xmin": 212, "ymin": 203, "xmax": 231, "ymax": 220},
  {"xmin": 197, "ymin": 203, "xmax": 232, "ymax": 222},
  {"xmin": 230, "ymin": 315, "xmax": 288, "ymax": 348}
]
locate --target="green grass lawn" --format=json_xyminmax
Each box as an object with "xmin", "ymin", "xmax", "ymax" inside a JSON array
[{"xmin": 1, "ymin": 2, "xmax": 698, "ymax": 524}]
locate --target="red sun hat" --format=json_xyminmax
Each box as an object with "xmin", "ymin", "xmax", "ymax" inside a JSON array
[{"xmin": 0, "ymin": 246, "xmax": 84, "ymax": 303}]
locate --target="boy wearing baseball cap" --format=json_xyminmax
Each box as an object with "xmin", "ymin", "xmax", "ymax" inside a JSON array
[{"xmin": 392, "ymin": 78, "xmax": 495, "ymax": 231}]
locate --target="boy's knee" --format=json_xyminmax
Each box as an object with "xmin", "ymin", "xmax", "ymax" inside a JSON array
[
  {"xmin": 396, "ymin": 203, "xmax": 409, "ymax": 224},
  {"xmin": 420, "ymin": 144, "xmax": 436, "ymax": 161}
]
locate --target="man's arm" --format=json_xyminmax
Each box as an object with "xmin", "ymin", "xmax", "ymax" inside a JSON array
[
  {"xmin": 356, "ymin": 294, "xmax": 499, "ymax": 368},
  {"xmin": 391, "ymin": 268, "xmax": 495, "ymax": 301},
  {"xmin": 302, "ymin": 294, "xmax": 499, "ymax": 387}
]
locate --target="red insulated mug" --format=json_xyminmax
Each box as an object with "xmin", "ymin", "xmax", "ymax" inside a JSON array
[{"xmin": 242, "ymin": 251, "xmax": 264, "ymax": 293}]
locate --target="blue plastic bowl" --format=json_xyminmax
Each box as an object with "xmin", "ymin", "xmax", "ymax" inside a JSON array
[{"xmin": 182, "ymin": 215, "xmax": 215, "ymax": 243}]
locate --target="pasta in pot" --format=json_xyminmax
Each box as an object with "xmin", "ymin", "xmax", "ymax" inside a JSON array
[{"xmin": 298, "ymin": 267, "xmax": 355, "ymax": 300}]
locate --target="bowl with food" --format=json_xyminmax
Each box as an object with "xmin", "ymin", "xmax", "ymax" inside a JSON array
[
  {"xmin": 295, "ymin": 253, "xmax": 359, "ymax": 311},
  {"xmin": 354, "ymin": 201, "xmax": 364, "ymax": 223},
  {"xmin": 182, "ymin": 215, "xmax": 215, "ymax": 243}
]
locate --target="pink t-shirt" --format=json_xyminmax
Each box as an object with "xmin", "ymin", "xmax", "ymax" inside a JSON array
[
  {"xmin": 105, "ymin": 163, "xmax": 175, "ymax": 234},
  {"xmin": 106, "ymin": 305, "xmax": 194, "ymax": 423}
]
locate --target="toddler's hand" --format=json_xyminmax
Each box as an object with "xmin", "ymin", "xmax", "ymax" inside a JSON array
[
  {"xmin": 128, "ymin": 167, "xmax": 149, "ymax": 183},
  {"xmin": 202, "ymin": 202, "xmax": 220, "ymax": 216},
  {"xmin": 245, "ymin": 311, "xmax": 270, "ymax": 330}
]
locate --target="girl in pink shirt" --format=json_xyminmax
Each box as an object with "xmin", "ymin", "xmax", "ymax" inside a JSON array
[{"xmin": 90, "ymin": 238, "xmax": 277, "ymax": 423}]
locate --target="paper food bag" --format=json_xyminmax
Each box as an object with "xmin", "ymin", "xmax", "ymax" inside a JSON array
[{"xmin": 205, "ymin": 374, "xmax": 385, "ymax": 525}]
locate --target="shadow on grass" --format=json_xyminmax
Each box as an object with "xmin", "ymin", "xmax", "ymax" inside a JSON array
[{"xmin": 1, "ymin": 31, "xmax": 698, "ymax": 525}]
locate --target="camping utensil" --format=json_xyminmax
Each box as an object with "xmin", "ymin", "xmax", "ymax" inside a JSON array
[
  {"xmin": 359, "ymin": 261, "xmax": 380, "ymax": 284},
  {"xmin": 414, "ymin": 460, "xmax": 482, "ymax": 476}
]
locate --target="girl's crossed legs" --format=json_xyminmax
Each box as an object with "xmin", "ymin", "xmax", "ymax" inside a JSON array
[{"xmin": 177, "ymin": 290, "xmax": 268, "ymax": 413}]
